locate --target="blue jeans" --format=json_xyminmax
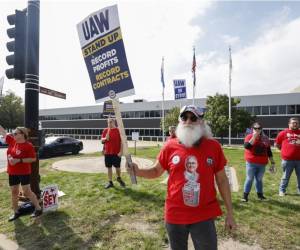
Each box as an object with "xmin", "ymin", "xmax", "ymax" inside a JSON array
[
  {"xmin": 279, "ymin": 160, "xmax": 300, "ymax": 193},
  {"xmin": 244, "ymin": 162, "xmax": 266, "ymax": 194}
]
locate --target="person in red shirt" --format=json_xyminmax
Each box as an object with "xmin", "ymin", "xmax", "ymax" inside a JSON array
[
  {"xmin": 0, "ymin": 125, "xmax": 42, "ymax": 221},
  {"xmin": 275, "ymin": 117, "xmax": 300, "ymax": 196},
  {"xmin": 166, "ymin": 126, "xmax": 176, "ymax": 142},
  {"xmin": 242, "ymin": 122, "xmax": 275, "ymax": 202},
  {"xmin": 127, "ymin": 105, "xmax": 236, "ymax": 250},
  {"xmin": 101, "ymin": 118, "xmax": 125, "ymax": 189}
]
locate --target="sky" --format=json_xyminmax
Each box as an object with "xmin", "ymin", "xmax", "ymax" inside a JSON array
[{"xmin": 1, "ymin": 0, "xmax": 300, "ymax": 109}]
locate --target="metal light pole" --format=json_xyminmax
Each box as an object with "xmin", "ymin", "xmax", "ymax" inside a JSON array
[{"xmin": 25, "ymin": 0, "xmax": 40, "ymax": 198}]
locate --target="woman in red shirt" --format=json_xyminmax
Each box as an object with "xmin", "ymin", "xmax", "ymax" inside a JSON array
[
  {"xmin": 242, "ymin": 122, "xmax": 275, "ymax": 202},
  {"xmin": 0, "ymin": 125, "xmax": 42, "ymax": 221}
]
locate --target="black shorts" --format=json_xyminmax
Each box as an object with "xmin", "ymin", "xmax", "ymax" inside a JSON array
[
  {"xmin": 105, "ymin": 155, "xmax": 121, "ymax": 168},
  {"xmin": 9, "ymin": 175, "xmax": 31, "ymax": 186}
]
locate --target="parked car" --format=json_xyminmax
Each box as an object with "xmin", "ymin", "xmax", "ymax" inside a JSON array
[
  {"xmin": 0, "ymin": 135, "xmax": 8, "ymax": 147},
  {"xmin": 39, "ymin": 136, "xmax": 83, "ymax": 158}
]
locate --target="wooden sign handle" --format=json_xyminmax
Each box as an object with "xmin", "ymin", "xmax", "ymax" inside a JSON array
[{"xmin": 111, "ymin": 98, "xmax": 137, "ymax": 184}]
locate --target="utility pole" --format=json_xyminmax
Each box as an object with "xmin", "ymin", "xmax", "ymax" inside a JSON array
[{"xmin": 25, "ymin": 0, "xmax": 40, "ymax": 198}]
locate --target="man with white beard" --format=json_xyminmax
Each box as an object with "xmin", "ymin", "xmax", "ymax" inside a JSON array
[{"xmin": 127, "ymin": 105, "xmax": 236, "ymax": 250}]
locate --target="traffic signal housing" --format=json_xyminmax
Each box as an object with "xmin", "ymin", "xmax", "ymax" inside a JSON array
[{"xmin": 6, "ymin": 9, "xmax": 27, "ymax": 82}]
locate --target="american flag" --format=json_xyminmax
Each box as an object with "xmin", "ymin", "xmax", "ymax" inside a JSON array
[
  {"xmin": 161, "ymin": 57, "xmax": 165, "ymax": 89},
  {"xmin": 192, "ymin": 48, "xmax": 196, "ymax": 86}
]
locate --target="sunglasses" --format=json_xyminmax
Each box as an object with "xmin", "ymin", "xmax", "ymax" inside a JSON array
[
  {"xmin": 253, "ymin": 127, "xmax": 261, "ymax": 130},
  {"xmin": 13, "ymin": 132, "xmax": 23, "ymax": 136},
  {"xmin": 180, "ymin": 114, "xmax": 198, "ymax": 122}
]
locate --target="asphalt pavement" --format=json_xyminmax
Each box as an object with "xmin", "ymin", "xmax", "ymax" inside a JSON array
[{"xmin": 0, "ymin": 140, "xmax": 162, "ymax": 172}]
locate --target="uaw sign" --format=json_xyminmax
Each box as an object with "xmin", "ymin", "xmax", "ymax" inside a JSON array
[
  {"xmin": 77, "ymin": 5, "xmax": 135, "ymax": 103},
  {"xmin": 103, "ymin": 100, "xmax": 115, "ymax": 117},
  {"xmin": 173, "ymin": 79, "xmax": 186, "ymax": 100},
  {"xmin": 42, "ymin": 184, "xmax": 59, "ymax": 212}
]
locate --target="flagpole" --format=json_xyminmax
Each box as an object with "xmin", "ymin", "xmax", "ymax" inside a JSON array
[
  {"xmin": 192, "ymin": 46, "xmax": 196, "ymax": 105},
  {"xmin": 0, "ymin": 76, "xmax": 4, "ymax": 103},
  {"xmin": 161, "ymin": 57, "xmax": 165, "ymax": 142},
  {"xmin": 228, "ymin": 46, "xmax": 232, "ymax": 146}
]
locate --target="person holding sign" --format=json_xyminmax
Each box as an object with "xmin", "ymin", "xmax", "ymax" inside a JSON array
[
  {"xmin": 127, "ymin": 105, "xmax": 236, "ymax": 250},
  {"xmin": 0, "ymin": 125, "xmax": 42, "ymax": 221},
  {"xmin": 101, "ymin": 118, "xmax": 125, "ymax": 189}
]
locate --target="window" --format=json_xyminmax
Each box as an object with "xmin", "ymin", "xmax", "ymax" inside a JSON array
[
  {"xmin": 245, "ymin": 106, "xmax": 252, "ymax": 114},
  {"xmin": 278, "ymin": 105, "xmax": 286, "ymax": 114},
  {"xmin": 261, "ymin": 106, "xmax": 269, "ymax": 115},
  {"xmin": 253, "ymin": 106, "xmax": 261, "ymax": 115},
  {"xmin": 270, "ymin": 106, "xmax": 277, "ymax": 115},
  {"xmin": 297, "ymin": 105, "xmax": 300, "ymax": 114},
  {"xmin": 287, "ymin": 105, "xmax": 295, "ymax": 114}
]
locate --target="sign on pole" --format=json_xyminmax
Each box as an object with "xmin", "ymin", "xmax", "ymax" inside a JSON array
[
  {"xmin": 132, "ymin": 132, "xmax": 139, "ymax": 141},
  {"xmin": 173, "ymin": 79, "xmax": 187, "ymax": 100},
  {"xmin": 39, "ymin": 86, "xmax": 66, "ymax": 99},
  {"xmin": 77, "ymin": 5, "xmax": 135, "ymax": 103},
  {"xmin": 103, "ymin": 100, "xmax": 115, "ymax": 117}
]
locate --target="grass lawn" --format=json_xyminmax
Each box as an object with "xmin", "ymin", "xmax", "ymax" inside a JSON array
[{"xmin": 0, "ymin": 147, "xmax": 299, "ymax": 250}]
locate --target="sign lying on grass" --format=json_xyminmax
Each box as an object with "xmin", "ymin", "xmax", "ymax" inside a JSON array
[
  {"xmin": 77, "ymin": 5, "xmax": 135, "ymax": 103},
  {"xmin": 42, "ymin": 184, "xmax": 59, "ymax": 212}
]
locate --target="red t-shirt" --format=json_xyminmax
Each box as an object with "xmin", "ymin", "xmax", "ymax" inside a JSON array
[
  {"xmin": 244, "ymin": 134, "xmax": 271, "ymax": 165},
  {"xmin": 158, "ymin": 137, "xmax": 226, "ymax": 224},
  {"xmin": 275, "ymin": 129, "xmax": 300, "ymax": 160},
  {"xmin": 101, "ymin": 128, "xmax": 121, "ymax": 155},
  {"xmin": 5, "ymin": 134, "xmax": 36, "ymax": 175}
]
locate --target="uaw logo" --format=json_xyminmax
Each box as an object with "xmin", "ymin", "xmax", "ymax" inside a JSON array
[
  {"xmin": 206, "ymin": 157, "xmax": 214, "ymax": 166},
  {"xmin": 172, "ymin": 155, "xmax": 180, "ymax": 165}
]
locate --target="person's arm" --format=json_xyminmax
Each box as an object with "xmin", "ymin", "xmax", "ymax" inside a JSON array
[
  {"xmin": 118, "ymin": 131, "xmax": 123, "ymax": 157},
  {"xmin": 101, "ymin": 129, "xmax": 108, "ymax": 144},
  {"xmin": 275, "ymin": 132, "xmax": 282, "ymax": 150},
  {"xmin": 215, "ymin": 169, "xmax": 237, "ymax": 231},
  {"xmin": 0, "ymin": 125, "xmax": 7, "ymax": 137},
  {"xmin": 9, "ymin": 157, "xmax": 36, "ymax": 166},
  {"xmin": 128, "ymin": 160, "xmax": 165, "ymax": 179}
]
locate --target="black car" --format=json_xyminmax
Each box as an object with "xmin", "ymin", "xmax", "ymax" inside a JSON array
[{"xmin": 39, "ymin": 136, "xmax": 83, "ymax": 158}]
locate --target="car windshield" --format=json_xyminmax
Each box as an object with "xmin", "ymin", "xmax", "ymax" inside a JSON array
[{"xmin": 45, "ymin": 137, "xmax": 59, "ymax": 145}]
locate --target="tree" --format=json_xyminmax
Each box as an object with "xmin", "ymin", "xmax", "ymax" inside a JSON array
[
  {"xmin": 204, "ymin": 93, "xmax": 254, "ymax": 140},
  {"xmin": 161, "ymin": 106, "xmax": 180, "ymax": 134},
  {"xmin": 0, "ymin": 91, "xmax": 24, "ymax": 129}
]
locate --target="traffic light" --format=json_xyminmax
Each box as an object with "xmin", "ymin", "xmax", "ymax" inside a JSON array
[{"xmin": 6, "ymin": 9, "xmax": 27, "ymax": 83}]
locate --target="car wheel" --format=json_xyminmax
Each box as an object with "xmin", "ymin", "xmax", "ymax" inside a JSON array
[{"xmin": 72, "ymin": 147, "xmax": 79, "ymax": 155}]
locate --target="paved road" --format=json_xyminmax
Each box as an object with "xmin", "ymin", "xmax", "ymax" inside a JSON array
[{"xmin": 0, "ymin": 140, "xmax": 162, "ymax": 171}]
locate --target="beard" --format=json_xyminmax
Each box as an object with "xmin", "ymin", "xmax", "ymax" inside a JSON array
[{"xmin": 176, "ymin": 123, "xmax": 204, "ymax": 148}]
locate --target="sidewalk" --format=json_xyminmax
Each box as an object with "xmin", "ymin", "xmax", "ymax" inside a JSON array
[{"xmin": 52, "ymin": 156, "xmax": 154, "ymax": 173}]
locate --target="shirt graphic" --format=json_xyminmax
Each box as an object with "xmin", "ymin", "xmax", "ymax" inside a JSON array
[{"xmin": 182, "ymin": 155, "xmax": 200, "ymax": 207}]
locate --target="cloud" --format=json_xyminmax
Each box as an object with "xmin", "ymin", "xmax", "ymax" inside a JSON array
[
  {"xmin": 221, "ymin": 35, "xmax": 240, "ymax": 46},
  {"xmin": 194, "ymin": 16, "xmax": 300, "ymax": 98}
]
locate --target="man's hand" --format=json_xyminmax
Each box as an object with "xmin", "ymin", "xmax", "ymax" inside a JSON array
[
  {"xmin": 8, "ymin": 157, "xmax": 20, "ymax": 166},
  {"xmin": 225, "ymin": 213, "xmax": 237, "ymax": 231},
  {"xmin": 117, "ymin": 151, "xmax": 122, "ymax": 157},
  {"xmin": 126, "ymin": 162, "xmax": 139, "ymax": 176},
  {"xmin": 0, "ymin": 125, "xmax": 6, "ymax": 136}
]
